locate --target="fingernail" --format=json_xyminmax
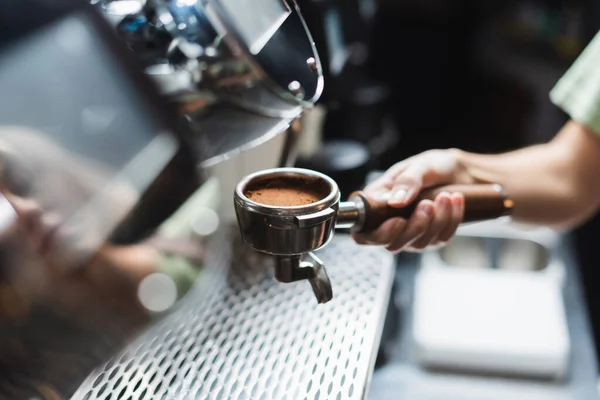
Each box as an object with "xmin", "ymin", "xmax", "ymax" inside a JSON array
[
  {"xmin": 451, "ymin": 192, "xmax": 464, "ymax": 206},
  {"xmin": 390, "ymin": 189, "xmax": 408, "ymax": 203},
  {"xmin": 419, "ymin": 201, "xmax": 434, "ymax": 216},
  {"xmin": 436, "ymin": 191, "xmax": 451, "ymax": 205},
  {"xmin": 374, "ymin": 192, "xmax": 391, "ymax": 201}
]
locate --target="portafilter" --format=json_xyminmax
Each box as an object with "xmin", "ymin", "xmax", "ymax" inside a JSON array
[{"xmin": 234, "ymin": 168, "xmax": 514, "ymax": 304}]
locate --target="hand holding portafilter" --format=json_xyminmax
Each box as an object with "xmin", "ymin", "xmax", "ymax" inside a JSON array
[{"xmin": 234, "ymin": 168, "xmax": 513, "ymax": 303}]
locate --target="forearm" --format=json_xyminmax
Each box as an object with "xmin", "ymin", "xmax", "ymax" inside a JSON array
[{"xmin": 456, "ymin": 121, "xmax": 600, "ymax": 230}]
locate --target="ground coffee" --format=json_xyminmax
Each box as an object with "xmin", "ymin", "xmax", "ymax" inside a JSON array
[{"xmin": 244, "ymin": 178, "xmax": 328, "ymax": 207}]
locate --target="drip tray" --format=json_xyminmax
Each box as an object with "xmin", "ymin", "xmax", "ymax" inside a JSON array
[{"xmin": 71, "ymin": 230, "xmax": 395, "ymax": 400}]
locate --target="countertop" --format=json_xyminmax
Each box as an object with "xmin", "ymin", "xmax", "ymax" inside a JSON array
[{"xmin": 368, "ymin": 238, "xmax": 599, "ymax": 400}]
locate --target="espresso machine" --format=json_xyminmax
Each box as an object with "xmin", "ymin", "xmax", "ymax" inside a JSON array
[
  {"xmin": 0, "ymin": 1, "xmax": 510, "ymax": 399},
  {"xmin": 91, "ymin": 0, "xmax": 326, "ymax": 224}
]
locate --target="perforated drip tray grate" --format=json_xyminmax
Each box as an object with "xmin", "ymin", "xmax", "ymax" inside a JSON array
[{"xmin": 72, "ymin": 229, "xmax": 395, "ymax": 400}]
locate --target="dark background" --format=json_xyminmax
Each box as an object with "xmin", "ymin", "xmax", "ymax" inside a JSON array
[{"xmin": 297, "ymin": 0, "xmax": 600, "ymax": 362}]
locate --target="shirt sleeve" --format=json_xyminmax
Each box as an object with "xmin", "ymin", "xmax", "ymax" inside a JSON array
[{"xmin": 550, "ymin": 31, "xmax": 600, "ymax": 135}]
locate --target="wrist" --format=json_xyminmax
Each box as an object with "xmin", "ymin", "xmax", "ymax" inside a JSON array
[{"xmin": 448, "ymin": 148, "xmax": 481, "ymax": 185}]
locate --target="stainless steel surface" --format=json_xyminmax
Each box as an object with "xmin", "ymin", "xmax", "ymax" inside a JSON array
[
  {"xmin": 304, "ymin": 252, "xmax": 334, "ymax": 304},
  {"xmin": 91, "ymin": 0, "xmax": 145, "ymax": 26},
  {"xmin": 274, "ymin": 252, "xmax": 333, "ymax": 304},
  {"xmin": 438, "ymin": 236, "xmax": 551, "ymax": 271},
  {"xmin": 337, "ymin": 198, "xmax": 365, "ymax": 230},
  {"xmin": 93, "ymin": 0, "xmax": 324, "ymax": 118},
  {"xmin": 72, "ymin": 229, "xmax": 395, "ymax": 400},
  {"xmin": 424, "ymin": 221, "xmax": 566, "ymax": 284},
  {"xmin": 190, "ymin": 105, "xmax": 294, "ymax": 168},
  {"xmin": 278, "ymin": 120, "xmax": 302, "ymax": 168},
  {"xmin": 234, "ymin": 168, "xmax": 340, "ymax": 256},
  {"xmin": 274, "ymin": 254, "xmax": 304, "ymax": 282}
]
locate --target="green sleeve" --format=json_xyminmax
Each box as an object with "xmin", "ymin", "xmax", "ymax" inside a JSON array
[{"xmin": 550, "ymin": 31, "xmax": 600, "ymax": 134}]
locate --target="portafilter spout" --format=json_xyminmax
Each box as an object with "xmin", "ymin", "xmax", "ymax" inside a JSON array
[
  {"xmin": 273, "ymin": 253, "xmax": 332, "ymax": 305},
  {"xmin": 234, "ymin": 168, "xmax": 514, "ymax": 304}
]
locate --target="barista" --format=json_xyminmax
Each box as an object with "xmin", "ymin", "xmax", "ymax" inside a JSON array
[{"xmin": 352, "ymin": 31, "xmax": 600, "ymax": 252}]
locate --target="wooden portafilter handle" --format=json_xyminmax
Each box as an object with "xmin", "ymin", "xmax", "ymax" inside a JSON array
[{"xmin": 348, "ymin": 184, "xmax": 514, "ymax": 234}]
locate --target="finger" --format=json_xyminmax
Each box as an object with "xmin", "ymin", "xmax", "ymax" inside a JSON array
[
  {"xmin": 385, "ymin": 200, "xmax": 434, "ymax": 253},
  {"xmin": 354, "ymin": 217, "xmax": 408, "ymax": 246},
  {"xmin": 351, "ymin": 231, "xmax": 369, "ymax": 245},
  {"xmin": 436, "ymin": 192, "xmax": 464, "ymax": 244},
  {"xmin": 363, "ymin": 156, "xmax": 420, "ymax": 194},
  {"xmin": 363, "ymin": 163, "xmax": 407, "ymax": 193},
  {"xmin": 410, "ymin": 192, "xmax": 453, "ymax": 250},
  {"xmin": 364, "ymin": 176, "xmax": 393, "ymax": 194},
  {"xmin": 386, "ymin": 163, "xmax": 427, "ymax": 208},
  {"xmin": 375, "ymin": 160, "xmax": 410, "ymax": 183}
]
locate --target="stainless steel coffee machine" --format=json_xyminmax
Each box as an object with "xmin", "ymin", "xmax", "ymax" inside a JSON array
[
  {"xmin": 93, "ymin": 0, "xmax": 325, "ymax": 223},
  {"xmin": 92, "ymin": 1, "xmax": 514, "ymax": 306},
  {"xmin": 0, "ymin": 1, "xmax": 325, "ymax": 398}
]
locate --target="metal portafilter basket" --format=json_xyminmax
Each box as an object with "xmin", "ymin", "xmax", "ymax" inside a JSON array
[{"xmin": 234, "ymin": 168, "xmax": 514, "ymax": 303}]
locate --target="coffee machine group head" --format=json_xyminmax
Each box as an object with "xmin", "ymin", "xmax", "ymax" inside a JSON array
[
  {"xmin": 92, "ymin": 0, "xmax": 324, "ymax": 120},
  {"xmin": 234, "ymin": 168, "xmax": 514, "ymax": 304}
]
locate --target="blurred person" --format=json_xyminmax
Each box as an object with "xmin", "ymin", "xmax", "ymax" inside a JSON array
[
  {"xmin": 352, "ymin": 31, "xmax": 600, "ymax": 252},
  {"xmin": 0, "ymin": 127, "xmax": 204, "ymax": 328}
]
